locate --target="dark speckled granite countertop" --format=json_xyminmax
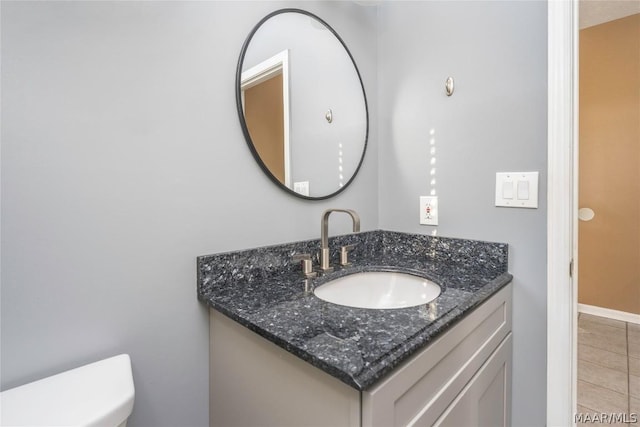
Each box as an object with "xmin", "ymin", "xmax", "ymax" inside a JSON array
[{"xmin": 197, "ymin": 230, "xmax": 512, "ymax": 391}]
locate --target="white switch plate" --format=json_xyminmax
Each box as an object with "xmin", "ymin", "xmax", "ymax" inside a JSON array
[
  {"xmin": 495, "ymin": 172, "xmax": 538, "ymax": 208},
  {"xmin": 420, "ymin": 196, "xmax": 438, "ymax": 225},
  {"xmin": 293, "ymin": 181, "xmax": 309, "ymax": 196}
]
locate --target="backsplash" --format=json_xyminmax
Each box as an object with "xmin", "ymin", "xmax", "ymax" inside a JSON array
[{"xmin": 197, "ymin": 230, "xmax": 508, "ymax": 299}]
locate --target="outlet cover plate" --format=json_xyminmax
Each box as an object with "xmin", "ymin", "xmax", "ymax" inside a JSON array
[{"xmin": 420, "ymin": 196, "xmax": 438, "ymax": 225}]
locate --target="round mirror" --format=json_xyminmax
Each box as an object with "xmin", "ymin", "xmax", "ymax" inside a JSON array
[{"xmin": 236, "ymin": 9, "xmax": 369, "ymax": 200}]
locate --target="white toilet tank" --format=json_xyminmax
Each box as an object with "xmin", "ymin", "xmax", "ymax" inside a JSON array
[{"xmin": 0, "ymin": 354, "xmax": 135, "ymax": 427}]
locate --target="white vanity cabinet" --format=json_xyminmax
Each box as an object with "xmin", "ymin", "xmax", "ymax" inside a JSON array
[{"xmin": 209, "ymin": 284, "xmax": 512, "ymax": 427}]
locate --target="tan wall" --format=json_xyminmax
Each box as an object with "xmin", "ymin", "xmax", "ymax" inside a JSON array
[
  {"xmin": 578, "ymin": 14, "xmax": 640, "ymax": 315},
  {"xmin": 244, "ymin": 74, "xmax": 285, "ymax": 184}
]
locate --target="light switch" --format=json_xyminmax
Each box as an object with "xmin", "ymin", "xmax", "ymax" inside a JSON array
[
  {"xmin": 293, "ymin": 181, "xmax": 309, "ymax": 196},
  {"xmin": 517, "ymin": 180, "xmax": 530, "ymax": 200},
  {"xmin": 495, "ymin": 172, "xmax": 538, "ymax": 208},
  {"xmin": 502, "ymin": 181, "xmax": 514, "ymax": 199}
]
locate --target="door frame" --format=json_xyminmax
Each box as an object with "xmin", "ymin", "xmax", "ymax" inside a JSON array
[{"xmin": 547, "ymin": 0, "xmax": 578, "ymax": 425}]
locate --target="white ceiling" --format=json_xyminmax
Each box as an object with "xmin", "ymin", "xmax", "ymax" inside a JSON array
[{"xmin": 580, "ymin": 0, "xmax": 640, "ymax": 29}]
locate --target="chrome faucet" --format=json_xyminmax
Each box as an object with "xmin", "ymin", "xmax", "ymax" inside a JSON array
[{"xmin": 319, "ymin": 209, "xmax": 360, "ymax": 271}]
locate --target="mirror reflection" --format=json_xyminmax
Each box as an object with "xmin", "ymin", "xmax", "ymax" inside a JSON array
[{"xmin": 237, "ymin": 9, "xmax": 368, "ymax": 199}]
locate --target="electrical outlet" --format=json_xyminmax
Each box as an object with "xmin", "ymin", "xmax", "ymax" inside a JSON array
[{"xmin": 420, "ymin": 196, "xmax": 438, "ymax": 225}]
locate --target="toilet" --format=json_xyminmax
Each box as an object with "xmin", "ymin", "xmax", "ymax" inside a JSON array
[{"xmin": 0, "ymin": 354, "xmax": 135, "ymax": 427}]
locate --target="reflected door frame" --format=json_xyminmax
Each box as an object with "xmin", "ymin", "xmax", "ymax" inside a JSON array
[{"xmin": 241, "ymin": 50, "xmax": 291, "ymax": 187}]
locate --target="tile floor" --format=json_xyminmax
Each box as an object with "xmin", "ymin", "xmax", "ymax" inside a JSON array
[{"xmin": 577, "ymin": 313, "xmax": 640, "ymax": 425}]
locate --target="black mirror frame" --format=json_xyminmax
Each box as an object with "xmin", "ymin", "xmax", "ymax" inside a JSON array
[{"xmin": 235, "ymin": 8, "xmax": 369, "ymax": 201}]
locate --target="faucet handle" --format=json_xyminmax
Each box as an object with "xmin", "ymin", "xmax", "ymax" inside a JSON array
[
  {"xmin": 339, "ymin": 244, "xmax": 357, "ymax": 267},
  {"xmin": 292, "ymin": 253, "xmax": 317, "ymax": 278}
]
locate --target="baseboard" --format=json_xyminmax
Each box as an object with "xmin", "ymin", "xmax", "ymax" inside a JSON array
[{"xmin": 578, "ymin": 304, "xmax": 640, "ymax": 325}]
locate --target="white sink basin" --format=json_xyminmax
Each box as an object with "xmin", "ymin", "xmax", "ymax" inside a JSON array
[{"xmin": 314, "ymin": 271, "xmax": 441, "ymax": 309}]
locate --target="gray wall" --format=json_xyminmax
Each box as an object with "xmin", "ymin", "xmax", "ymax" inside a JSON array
[
  {"xmin": 2, "ymin": 1, "xmax": 549, "ymax": 426},
  {"xmin": 377, "ymin": 2, "xmax": 548, "ymax": 425},
  {"xmin": 0, "ymin": 1, "xmax": 378, "ymax": 426}
]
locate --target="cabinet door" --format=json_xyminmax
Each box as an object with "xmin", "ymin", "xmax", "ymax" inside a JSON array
[{"xmin": 434, "ymin": 333, "xmax": 512, "ymax": 427}]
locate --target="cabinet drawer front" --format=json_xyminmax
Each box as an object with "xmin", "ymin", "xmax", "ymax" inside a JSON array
[{"xmin": 362, "ymin": 284, "xmax": 512, "ymax": 427}]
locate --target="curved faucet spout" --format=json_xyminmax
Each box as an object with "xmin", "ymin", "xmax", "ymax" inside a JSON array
[{"xmin": 319, "ymin": 209, "xmax": 360, "ymax": 271}]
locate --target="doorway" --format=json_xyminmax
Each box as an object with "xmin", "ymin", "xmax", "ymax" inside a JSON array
[
  {"xmin": 244, "ymin": 73, "xmax": 286, "ymax": 184},
  {"xmin": 240, "ymin": 50, "xmax": 291, "ymax": 187},
  {"xmin": 576, "ymin": 7, "xmax": 640, "ymax": 419},
  {"xmin": 547, "ymin": 2, "xmax": 640, "ymax": 425}
]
